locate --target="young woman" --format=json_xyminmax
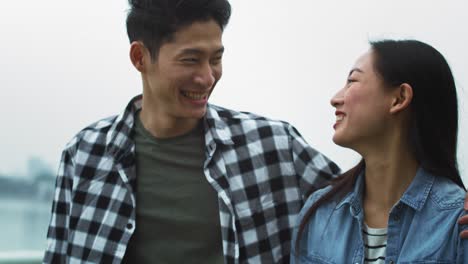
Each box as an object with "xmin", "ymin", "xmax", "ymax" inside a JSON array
[{"xmin": 291, "ymin": 40, "xmax": 467, "ymax": 263}]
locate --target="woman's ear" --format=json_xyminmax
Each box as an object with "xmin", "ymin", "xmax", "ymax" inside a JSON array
[
  {"xmin": 129, "ymin": 41, "xmax": 146, "ymax": 72},
  {"xmin": 390, "ymin": 83, "xmax": 413, "ymax": 114}
]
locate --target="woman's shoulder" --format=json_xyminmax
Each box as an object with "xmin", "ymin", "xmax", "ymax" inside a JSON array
[
  {"xmin": 298, "ymin": 185, "xmax": 346, "ymax": 223},
  {"xmin": 302, "ymin": 186, "xmax": 334, "ymax": 211},
  {"xmin": 402, "ymin": 175, "xmax": 467, "ymax": 263},
  {"xmin": 429, "ymin": 176, "xmax": 466, "ymax": 210}
]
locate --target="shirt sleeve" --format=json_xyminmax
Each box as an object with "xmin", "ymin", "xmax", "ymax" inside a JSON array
[
  {"xmin": 43, "ymin": 149, "xmax": 74, "ymax": 263},
  {"xmin": 287, "ymin": 124, "xmax": 341, "ymax": 199}
]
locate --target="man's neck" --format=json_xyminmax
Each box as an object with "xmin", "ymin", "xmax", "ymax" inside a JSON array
[{"xmin": 139, "ymin": 106, "xmax": 201, "ymax": 139}]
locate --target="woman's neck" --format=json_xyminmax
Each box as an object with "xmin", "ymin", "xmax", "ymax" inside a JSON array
[{"xmin": 361, "ymin": 143, "xmax": 419, "ymax": 228}]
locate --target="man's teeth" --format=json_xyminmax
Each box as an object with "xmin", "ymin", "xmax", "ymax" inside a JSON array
[
  {"xmin": 182, "ymin": 91, "xmax": 206, "ymax": 100},
  {"xmin": 336, "ymin": 115, "xmax": 344, "ymax": 121}
]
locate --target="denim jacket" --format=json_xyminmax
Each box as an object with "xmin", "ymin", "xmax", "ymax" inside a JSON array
[{"xmin": 291, "ymin": 167, "xmax": 467, "ymax": 264}]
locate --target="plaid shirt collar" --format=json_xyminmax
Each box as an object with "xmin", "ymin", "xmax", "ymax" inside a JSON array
[{"xmin": 105, "ymin": 94, "xmax": 235, "ymax": 160}]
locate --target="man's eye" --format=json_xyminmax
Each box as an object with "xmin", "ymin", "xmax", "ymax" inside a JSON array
[
  {"xmin": 347, "ymin": 78, "xmax": 357, "ymax": 84},
  {"xmin": 211, "ymin": 57, "xmax": 222, "ymax": 64},
  {"xmin": 182, "ymin": 58, "xmax": 198, "ymax": 63}
]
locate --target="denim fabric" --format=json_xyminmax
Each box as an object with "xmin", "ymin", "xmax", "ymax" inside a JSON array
[{"xmin": 291, "ymin": 168, "xmax": 467, "ymax": 264}]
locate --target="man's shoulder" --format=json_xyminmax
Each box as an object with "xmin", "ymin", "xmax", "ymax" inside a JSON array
[
  {"xmin": 64, "ymin": 115, "xmax": 119, "ymax": 153},
  {"xmin": 208, "ymin": 104, "xmax": 292, "ymax": 129}
]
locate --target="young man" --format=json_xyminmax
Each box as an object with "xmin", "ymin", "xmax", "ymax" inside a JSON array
[
  {"xmin": 44, "ymin": 0, "xmax": 468, "ymax": 263},
  {"xmin": 43, "ymin": 1, "xmax": 338, "ymax": 263}
]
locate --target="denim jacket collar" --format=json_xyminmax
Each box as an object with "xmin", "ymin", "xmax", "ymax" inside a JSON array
[
  {"xmin": 337, "ymin": 170, "xmax": 365, "ymax": 218},
  {"xmin": 399, "ymin": 167, "xmax": 435, "ymax": 211},
  {"xmin": 336, "ymin": 167, "xmax": 436, "ymax": 215}
]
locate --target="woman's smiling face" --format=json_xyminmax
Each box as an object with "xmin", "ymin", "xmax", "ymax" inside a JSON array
[{"xmin": 330, "ymin": 50, "xmax": 395, "ymax": 151}]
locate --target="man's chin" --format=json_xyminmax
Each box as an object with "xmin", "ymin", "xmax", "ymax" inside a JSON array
[{"xmin": 184, "ymin": 107, "xmax": 207, "ymax": 119}]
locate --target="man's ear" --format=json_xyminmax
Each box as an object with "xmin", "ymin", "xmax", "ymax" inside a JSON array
[
  {"xmin": 390, "ymin": 83, "xmax": 413, "ymax": 114},
  {"xmin": 129, "ymin": 41, "xmax": 146, "ymax": 72}
]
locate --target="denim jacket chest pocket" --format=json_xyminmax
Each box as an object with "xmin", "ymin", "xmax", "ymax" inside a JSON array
[
  {"xmin": 297, "ymin": 204, "xmax": 364, "ymax": 264},
  {"xmin": 392, "ymin": 189, "xmax": 465, "ymax": 263}
]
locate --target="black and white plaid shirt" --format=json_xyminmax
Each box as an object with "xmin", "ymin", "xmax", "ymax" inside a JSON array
[{"xmin": 44, "ymin": 95, "xmax": 340, "ymax": 264}]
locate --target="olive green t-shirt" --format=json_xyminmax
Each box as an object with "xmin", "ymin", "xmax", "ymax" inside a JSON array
[{"xmin": 123, "ymin": 114, "xmax": 223, "ymax": 263}]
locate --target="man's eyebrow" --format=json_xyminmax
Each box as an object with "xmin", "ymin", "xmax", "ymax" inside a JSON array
[
  {"xmin": 348, "ymin": 67, "xmax": 364, "ymax": 76},
  {"xmin": 179, "ymin": 46, "xmax": 225, "ymax": 55}
]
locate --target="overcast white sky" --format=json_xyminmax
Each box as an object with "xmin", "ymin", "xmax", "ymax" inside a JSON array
[{"xmin": 1, "ymin": 0, "xmax": 467, "ymax": 184}]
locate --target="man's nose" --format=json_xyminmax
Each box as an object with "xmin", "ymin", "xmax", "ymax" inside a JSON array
[{"xmin": 194, "ymin": 63, "xmax": 216, "ymax": 88}]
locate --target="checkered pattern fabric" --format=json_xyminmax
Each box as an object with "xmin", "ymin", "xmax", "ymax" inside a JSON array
[{"xmin": 44, "ymin": 95, "xmax": 340, "ymax": 264}]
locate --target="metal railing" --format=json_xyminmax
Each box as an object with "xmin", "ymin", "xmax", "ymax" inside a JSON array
[{"xmin": 0, "ymin": 251, "xmax": 42, "ymax": 264}]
